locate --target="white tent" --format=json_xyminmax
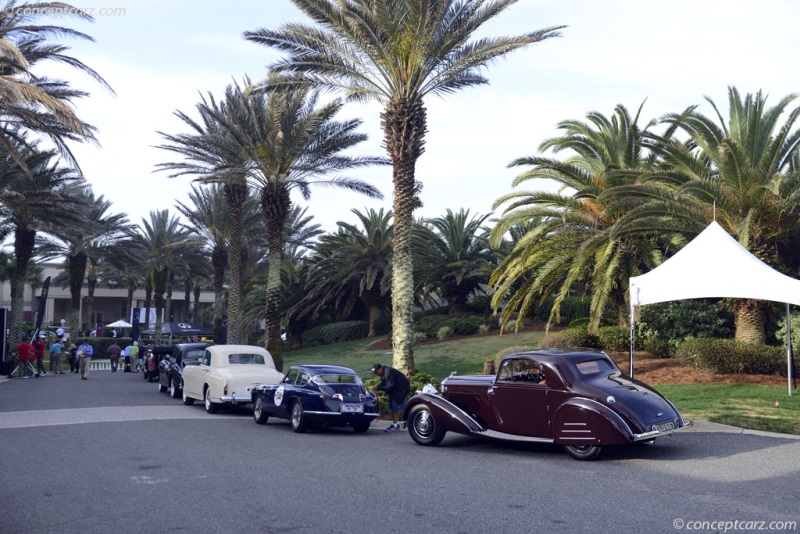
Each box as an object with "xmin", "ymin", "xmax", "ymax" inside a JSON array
[{"xmin": 628, "ymin": 221, "xmax": 797, "ymax": 395}]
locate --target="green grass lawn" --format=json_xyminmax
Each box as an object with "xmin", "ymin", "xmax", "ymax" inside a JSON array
[
  {"xmin": 654, "ymin": 383, "xmax": 800, "ymax": 435},
  {"xmin": 283, "ymin": 330, "xmax": 546, "ymax": 381}
]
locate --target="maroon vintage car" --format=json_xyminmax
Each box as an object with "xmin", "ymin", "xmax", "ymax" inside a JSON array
[{"xmin": 404, "ymin": 348, "xmax": 692, "ymax": 460}]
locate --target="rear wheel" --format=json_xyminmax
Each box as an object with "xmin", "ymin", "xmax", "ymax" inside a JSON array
[
  {"xmin": 352, "ymin": 421, "xmax": 371, "ymax": 434},
  {"xmin": 182, "ymin": 384, "xmax": 194, "ymax": 406},
  {"xmin": 204, "ymin": 387, "xmax": 219, "ymax": 414},
  {"xmin": 563, "ymin": 444, "xmax": 602, "ymax": 461},
  {"xmin": 169, "ymin": 378, "xmax": 180, "ymax": 399},
  {"xmin": 158, "ymin": 380, "xmax": 167, "ymax": 393},
  {"xmin": 407, "ymin": 405, "xmax": 445, "ymax": 446},
  {"xmin": 253, "ymin": 396, "xmax": 269, "ymax": 425},
  {"xmin": 290, "ymin": 401, "xmax": 307, "ymax": 433}
]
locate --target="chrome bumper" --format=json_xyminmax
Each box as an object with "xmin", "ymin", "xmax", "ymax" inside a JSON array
[
  {"xmin": 632, "ymin": 419, "xmax": 693, "ymax": 442},
  {"xmin": 304, "ymin": 411, "xmax": 380, "ymax": 417},
  {"xmin": 219, "ymin": 395, "xmax": 252, "ymax": 404}
]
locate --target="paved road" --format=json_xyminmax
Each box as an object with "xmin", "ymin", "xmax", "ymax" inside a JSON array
[{"xmin": 1, "ymin": 371, "xmax": 799, "ymax": 534}]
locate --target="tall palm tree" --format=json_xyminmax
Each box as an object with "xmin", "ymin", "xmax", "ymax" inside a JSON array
[
  {"xmin": 612, "ymin": 88, "xmax": 800, "ymax": 342},
  {"xmin": 490, "ymin": 104, "xmax": 666, "ymax": 332},
  {"xmin": 0, "ymin": 138, "xmax": 82, "ymax": 347},
  {"xmin": 209, "ymin": 81, "xmax": 384, "ymax": 371},
  {"xmin": 246, "ymin": 0, "xmax": 564, "ymax": 373},
  {"xmin": 157, "ymin": 88, "xmax": 250, "ymax": 343},
  {"xmin": 303, "ymin": 207, "xmax": 394, "ymax": 337},
  {"xmin": 415, "ymin": 208, "xmax": 493, "ymax": 314},
  {"xmin": 0, "ymin": 0, "xmax": 111, "ymax": 171}
]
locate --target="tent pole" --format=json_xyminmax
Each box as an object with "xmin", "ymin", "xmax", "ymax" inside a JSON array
[
  {"xmin": 629, "ymin": 304, "xmax": 635, "ymax": 379},
  {"xmin": 788, "ymin": 303, "xmax": 793, "ymax": 397}
]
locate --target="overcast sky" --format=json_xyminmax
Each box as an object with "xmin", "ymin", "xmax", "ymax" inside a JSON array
[{"xmin": 42, "ymin": 0, "xmax": 800, "ymax": 234}]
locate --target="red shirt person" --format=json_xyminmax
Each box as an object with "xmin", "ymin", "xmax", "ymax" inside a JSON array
[{"xmin": 16, "ymin": 340, "xmax": 34, "ymax": 378}]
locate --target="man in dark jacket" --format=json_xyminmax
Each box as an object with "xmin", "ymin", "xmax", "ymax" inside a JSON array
[
  {"xmin": 107, "ymin": 342, "xmax": 122, "ymax": 372},
  {"xmin": 371, "ymin": 363, "xmax": 410, "ymax": 433}
]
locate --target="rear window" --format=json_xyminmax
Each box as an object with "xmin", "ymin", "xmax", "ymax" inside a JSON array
[
  {"xmin": 184, "ymin": 350, "xmax": 204, "ymax": 360},
  {"xmin": 575, "ymin": 359, "xmax": 613, "ymax": 375},
  {"xmin": 228, "ymin": 353, "xmax": 266, "ymax": 365},
  {"xmin": 312, "ymin": 374, "xmax": 361, "ymax": 385}
]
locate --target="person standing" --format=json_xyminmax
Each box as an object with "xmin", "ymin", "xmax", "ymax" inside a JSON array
[
  {"xmin": 15, "ymin": 338, "xmax": 35, "ymax": 378},
  {"xmin": 77, "ymin": 339, "xmax": 93, "ymax": 380},
  {"xmin": 370, "ymin": 363, "xmax": 411, "ymax": 433},
  {"xmin": 130, "ymin": 341, "xmax": 140, "ymax": 372},
  {"xmin": 67, "ymin": 343, "xmax": 78, "ymax": 374},
  {"xmin": 32, "ymin": 335, "xmax": 47, "ymax": 377},
  {"xmin": 107, "ymin": 341, "xmax": 121, "ymax": 372},
  {"xmin": 123, "ymin": 343, "xmax": 132, "ymax": 372},
  {"xmin": 49, "ymin": 338, "xmax": 65, "ymax": 374}
]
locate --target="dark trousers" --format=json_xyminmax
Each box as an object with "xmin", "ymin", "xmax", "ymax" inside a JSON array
[
  {"xmin": 35, "ymin": 355, "xmax": 46, "ymax": 374},
  {"xmin": 110, "ymin": 356, "xmax": 119, "ymax": 372},
  {"xmin": 69, "ymin": 354, "xmax": 78, "ymax": 373}
]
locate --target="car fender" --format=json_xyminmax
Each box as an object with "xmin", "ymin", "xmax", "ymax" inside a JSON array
[
  {"xmin": 404, "ymin": 393, "xmax": 485, "ymax": 435},
  {"xmin": 551, "ymin": 397, "xmax": 634, "ymax": 445}
]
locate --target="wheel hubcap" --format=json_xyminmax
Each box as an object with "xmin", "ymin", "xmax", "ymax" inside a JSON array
[
  {"xmin": 205, "ymin": 391, "xmax": 211, "ymax": 409},
  {"xmin": 414, "ymin": 411, "xmax": 433, "ymax": 437},
  {"xmin": 255, "ymin": 400, "xmax": 261, "ymax": 419},
  {"xmin": 292, "ymin": 405, "xmax": 301, "ymax": 426}
]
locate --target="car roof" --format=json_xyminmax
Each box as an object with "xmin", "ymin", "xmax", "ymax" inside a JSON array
[
  {"xmin": 175, "ymin": 343, "xmax": 211, "ymax": 350},
  {"xmin": 502, "ymin": 348, "xmax": 612, "ymax": 365},
  {"xmin": 289, "ymin": 364, "xmax": 357, "ymax": 375},
  {"xmin": 206, "ymin": 344, "xmax": 270, "ymax": 355}
]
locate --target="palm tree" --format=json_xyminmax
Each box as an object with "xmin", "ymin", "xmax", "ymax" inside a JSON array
[
  {"xmin": 133, "ymin": 210, "xmax": 193, "ymax": 341},
  {"xmin": 157, "ymin": 88, "xmax": 250, "ymax": 343},
  {"xmin": 490, "ymin": 104, "xmax": 666, "ymax": 332},
  {"xmin": 0, "ymin": 0, "xmax": 111, "ymax": 171},
  {"xmin": 0, "ymin": 138, "xmax": 82, "ymax": 347},
  {"xmin": 246, "ymin": 0, "xmax": 564, "ymax": 373},
  {"xmin": 415, "ymin": 209, "xmax": 493, "ymax": 314},
  {"xmin": 303, "ymin": 207, "xmax": 394, "ymax": 337},
  {"xmin": 209, "ymin": 81, "xmax": 384, "ymax": 371},
  {"xmin": 612, "ymin": 88, "xmax": 800, "ymax": 342}
]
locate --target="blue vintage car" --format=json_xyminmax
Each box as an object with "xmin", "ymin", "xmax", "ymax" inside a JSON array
[{"xmin": 251, "ymin": 364, "xmax": 380, "ymax": 433}]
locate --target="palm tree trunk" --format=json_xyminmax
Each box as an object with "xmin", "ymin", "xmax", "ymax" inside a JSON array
[
  {"xmin": 9, "ymin": 227, "xmax": 36, "ymax": 348},
  {"xmin": 86, "ymin": 273, "xmax": 97, "ymax": 333},
  {"xmin": 183, "ymin": 282, "xmax": 191, "ymax": 322},
  {"xmin": 165, "ymin": 272, "xmax": 174, "ymax": 323},
  {"xmin": 66, "ymin": 253, "xmax": 87, "ymax": 339},
  {"xmin": 192, "ymin": 285, "xmax": 201, "ymax": 323},
  {"xmin": 126, "ymin": 285, "xmax": 135, "ymax": 320},
  {"xmin": 225, "ymin": 182, "xmax": 246, "ymax": 344},
  {"xmin": 733, "ymin": 299, "xmax": 766, "ymax": 343},
  {"xmin": 211, "ymin": 246, "xmax": 225, "ymax": 342},
  {"xmin": 152, "ymin": 268, "xmax": 168, "ymax": 342},
  {"xmin": 382, "ymin": 96, "xmax": 426, "ymax": 375},
  {"xmin": 261, "ymin": 186, "xmax": 290, "ymax": 372}
]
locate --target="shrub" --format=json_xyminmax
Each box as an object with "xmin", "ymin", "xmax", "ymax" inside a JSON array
[
  {"xmin": 494, "ymin": 345, "xmax": 535, "ymax": 368},
  {"xmin": 414, "ymin": 314, "xmax": 451, "ymax": 337},
  {"xmin": 568, "ymin": 317, "xmax": 590, "ymax": 329},
  {"xmin": 364, "ymin": 370, "xmax": 442, "ymax": 415},
  {"xmin": 301, "ymin": 321, "xmax": 369, "ymax": 348},
  {"xmin": 676, "ymin": 338, "xmax": 786, "ymax": 375},
  {"xmin": 412, "ymin": 331, "xmax": 428, "ymax": 345},
  {"xmin": 372, "ymin": 315, "xmax": 392, "ymax": 336},
  {"xmin": 597, "ymin": 326, "xmax": 629, "ymax": 352},
  {"xmin": 639, "ymin": 299, "xmax": 733, "ymax": 343},
  {"xmin": 414, "ymin": 313, "xmax": 485, "ymax": 338},
  {"xmin": 539, "ymin": 327, "xmax": 600, "ymax": 350},
  {"xmin": 478, "ymin": 324, "xmax": 490, "ymax": 335},
  {"xmin": 448, "ymin": 315, "xmax": 484, "ymax": 336},
  {"xmin": 436, "ymin": 326, "xmax": 453, "ymax": 341},
  {"xmin": 642, "ymin": 336, "xmax": 672, "ymax": 358}
]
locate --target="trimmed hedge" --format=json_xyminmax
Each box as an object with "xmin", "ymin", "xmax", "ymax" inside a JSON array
[
  {"xmin": 373, "ymin": 315, "xmax": 392, "ymax": 336},
  {"xmin": 62, "ymin": 337, "xmax": 132, "ymax": 357},
  {"xmin": 301, "ymin": 321, "xmax": 369, "ymax": 348},
  {"xmin": 597, "ymin": 326, "xmax": 629, "ymax": 352},
  {"xmin": 414, "ymin": 313, "xmax": 485, "ymax": 338},
  {"xmin": 539, "ymin": 327, "xmax": 600, "ymax": 349},
  {"xmin": 676, "ymin": 338, "xmax": 786, "ymax": 375},
  {"xmin": 643, "ymin": 337, "xmax": 672, "ymax": 358}
]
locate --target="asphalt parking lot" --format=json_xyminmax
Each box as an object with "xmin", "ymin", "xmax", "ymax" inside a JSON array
[{"xmin": 1, "ymin": 370, "xmax": 799, "ymax": 534}]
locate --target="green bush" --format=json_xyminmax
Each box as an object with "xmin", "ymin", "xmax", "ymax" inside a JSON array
[
  {"xmin": 478, "ymin": 324, "xmax": 490, "ymax": 335},
  {"xmin": 639, "ymin": 299, "xmax": 733, "ymax": 342},
  {"xmin": 597, "ymin": 326, "xmax": 629, "ymax": 352},
  {"xmin": 539, "ymin": 327, "xmax": 600, "ymax": 350},
  {"xmin": 70, "ymin": 337, "xmax": 132, "ymax": 357},
  {"xmin": 412, "ymin": 332, "xmax": 428, "ymax": 345},
  {"xmin": 414, "ymin": 314, "xmax": 451, "ymax": 337},
  {"xmin": 373, "ymin": 315, "xmax": 392, "ymax": 336},
  {"xmin": 448, "ymin": 315, "xmax": 484, "ymax": 336},
  {"xmin": 301, "ymin": 321, "xmax": 369, "ymax": 348},
  {"xmin": 436, "ymin": 326, "xmax": 453, "ymax": 341},
  {"xmin": 676, "ymin": 338, "xmax": 786, "ymax": 375},
  {"xmin": 568, "ymin": 317, "xmax": 590, "ymax": 329},
  {"xmin": 642, "ymin": 336, "xmax": 672, "ymax": 358},
  {"xmin": 414, "ymin": 313, "xmax": 485, "ymax": 338}
]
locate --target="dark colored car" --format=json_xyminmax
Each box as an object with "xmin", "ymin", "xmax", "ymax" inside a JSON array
[
  {"xmin": 404, "ymin": 348, "xmax": 692, "ymax": 460},
  {"xmin": 251, "ymin": 365, "xmax": 379, "ymax": 433},
  {"xmin": 155, "ymin": 343, "xmax": 211, "ymax": 398}
]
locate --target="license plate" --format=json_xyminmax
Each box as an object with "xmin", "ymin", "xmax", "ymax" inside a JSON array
[
  {"xmin": 340, "ymin": 403, "xmax": 363, "ymax": 414},
  {"xmin": 652, "ymin": 421, "xmax": 676, "ymax": 432}
]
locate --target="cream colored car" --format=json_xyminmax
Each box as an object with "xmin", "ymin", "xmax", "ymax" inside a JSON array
[{"xmin": 182, "ymin": 345, "xmax": 284, "ymax": 413}]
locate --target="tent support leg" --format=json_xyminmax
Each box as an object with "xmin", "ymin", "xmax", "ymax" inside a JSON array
[
  {"xmin": 629, "ymin": 305, "xmax": 635, "ymax": 379},
  {"xmin": 788, "ymin": 303, "xmax": 793, "ymax": 397}
]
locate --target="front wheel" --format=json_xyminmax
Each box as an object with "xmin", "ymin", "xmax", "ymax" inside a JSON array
[
  {"xmin": 158, "ymin": 381, "xmax": 167, "ymax": 393},
  {"xmin": 204, "ymin": 388, "xmax": 219, "ymax": 414},
  {"xmin": 563, "ymin": 444, "xmax": 602, "ymax": 461},
  {"xmin": 407, "ymin": 405, "xmax": 445, "ymax": 446},
  {"xmin": 253, "ymin": 397, "xmax": 269, "ymax": 425},
  {"xmin": 290, "ymin": 401, "xmax": 307, "ymax": 433},
  {"xmin": 169, "ymin": 378, "xmax": 181, "ymax": 399},
  {"xmin": 182, "ymin": 385, "xmax": 194, "ymax": 406}
]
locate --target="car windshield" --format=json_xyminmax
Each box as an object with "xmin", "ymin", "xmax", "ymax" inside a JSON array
[
  {"xmin": 311, "ymin": 374, "xmax": 361, "ymax": 385},
  {"xmin": 574, "ymin": 359, "xmax": 614, "ymax": 375},
  {"xmin": 227, "ymin": 353, "xmax": 265, "ymax": 365}
]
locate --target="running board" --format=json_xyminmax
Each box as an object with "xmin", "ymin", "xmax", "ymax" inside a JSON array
[{"xmin": 478, "ymin": 429, "xmax": 554, "ymax": 444}]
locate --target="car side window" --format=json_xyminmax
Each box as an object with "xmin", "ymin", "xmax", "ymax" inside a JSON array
[
  {"xmin": 296, "ymin": 373, "xmax": 310, "ymax": 387},
  {"xmin": 283, "ymin": 369, "xmax": 299, "ymax": 384},
  {"xmin": 497, "ymin": 359, "xmax": 546, "ymax": 384},
  {"xmin": 498, "ymin": 360, "xmax": 514, "ymax": 381},
  {"xmin": 201, "ymin": 350, "xmax": 211, "ymax": 366}
]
